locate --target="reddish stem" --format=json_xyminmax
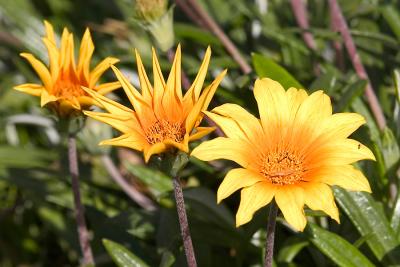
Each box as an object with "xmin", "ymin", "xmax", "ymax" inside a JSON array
[
  {"xmin": 176, "ymin": 0, "xmax": 252, "ymax": 74},
  {"xmin": 101, "ymin": 155, "xmax": 156, "ymax": 211},
  {"xmin": 68, "ymin": 134, "xmax": 94, "ymax": 266},
  {"xmin": 329, "ymin": 0, "xmax": 386, "ymax": 130},
  {"xmin": 173, "ymin": 176, "xmax": 197, "ymax": 267}
]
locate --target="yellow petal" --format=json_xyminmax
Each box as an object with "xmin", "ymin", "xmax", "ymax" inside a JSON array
[
  {"xmin": 254, "ymin": 78, "xmax": 289, "ymax": 130},
  {"xmin": 189, "ymin": 126, "xmax": 215, "ymax": 141},
  {"xmin": 20, "ymin": 53, "xmax": 52, "ymax": 89},
  {"xmin": 40, "ymin": 90, "xmax": 58, "ymax": 107},
  {"xmin": 14, "ymin": 83, "xmax": 44, "ymax": 96},
  {"xmin": 165, "ymin": 44, "xmax": 182, "ymax": 101},
  {"xmin": 164, "ymin": 137, "xmax": 189, "ymax": 153},
  {"xmin": 218, "ymin": 168, "xmax": 265, "ymax": 203},
  {"xmin": 211, "ymin": 103, "xmax": 263, "ymax": 142},
  {"xmin": 290, "ymin": 90, "xmax": 332, "ymax": 141},
  {"xmin": 191, "ymin": 137, "xmax": 254, "ymax": 168},
  {"xmin": 185, "ymin": 69, "xmax": 227, "ymax": 132},
  {"xmin": 144, "ymin": 142, "xmax": 167, "ymax": 163},
  {"xmin": 59, "ymin": 28, "xmax": 70, "ymax": 69},
  {"xmin": 203, "ymin": 111, "xmax": 246, "ymax": 139},
  {"xmin": 77, "ymin": 28, "xmax": 94, "ymax": 83},
  {"xmin": 111, "ymin": 65, "xmax": 148, "ymax": 113},
  {"xmin": 316, "ymin": 165, "xmax": 371, "ymax": 193},
  {"xmin": 89, "ymin": 57, "xmax": 120, "ymax": 87},
  {"xmin": 77, "ymin": 96, "xmax": 94, "ymax": 107},
  {"xmin": 152, "ymin": 47, "xmax": 166, "ymax": 90},
  {"xmin": 135, "ymin": 49, "xmax": 153, "ymax": 102},
  {"xmin": 306, "ymin": 138, "xmax": 376, "ymax": 167},
  {"xmin": 152, "ymin": 47, "xmax": 165, "ymax": 117},
  {"xmin": 275, "ymin": 186, "xmax": 307, "ymax": 231},
  {"xmin": 84, "ymin": 111, "xmax": 138, "ymax": 134},
  {"xmin": 286, "ymin": 87, "xmax": 308, "ymax": 123},
  {"xmin": 61, "ymin": 32, "xmax": 76, "ymax": 74},
  {"xmin": 236, "ymin": 182, "xmax": 276, "ymax": 227},
  {"xmin": 302, "ymin": 182, "xmax": 339, "ymax": 223},
  {"xmin": 42, "ymin": 38, "xmax": 59, "ymax": 82},
  {"xmin": 321, "ymin": 113, "xmax": 366, "ymax": 139},
  {"xmin": 82, "ymin": 86, "xmax": 133, "ymax": 116},
  {"xmin": 183, "ymin": 46, "xmax": 211, "ymax": 104},
  {"xmin": 100, "ymin": 133, "xmax": 146, "ymax": 151},
  {"xmin": 96, "ymin": 81, "xmax": 121, "ymax": 95},
  {"xmin": 44, "ymin": 20, "xmax": 56, "ymax": 44},
  {"xmin": 59, "ymin": 100, "xmax": 77, "ymax": 116}
]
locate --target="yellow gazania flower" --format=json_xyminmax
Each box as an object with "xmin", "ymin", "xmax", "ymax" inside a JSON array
[
  {"xmin": 83, "ymin": 45, "xmax": 226, "ymax": 162},
  {"xmin": 191, "ymin": 78, "xmax": 375, "ymax": 231},
  {"xmin": 14, "ymin": 21, "xmax": 120, "ymax": 117}
]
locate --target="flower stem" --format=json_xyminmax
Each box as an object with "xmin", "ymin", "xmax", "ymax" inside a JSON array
[
  {"xmin": 264, "ymin": 201, "xmax": 278, "ymax": 267},
  {"xmin": 329, "ymin": 0, "xmax": 386, "ymax": 130},
  {"xmin": 173, "ymin": 176, "xmax": 197, "ymax": 267},
  {"xmin": 101, "ymin": 154, "xmax": 156, "ymax": 211},
  {"xmin": 68, "ymin": 134, "xmax": 94, "ymax": 266}
]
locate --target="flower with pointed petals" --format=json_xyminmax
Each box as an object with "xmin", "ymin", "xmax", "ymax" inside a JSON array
[
  {"xmin": 14, "ymin": 21, "xmax": 120, "ymax": 117},
  {"xmin": 83, "ymin": 45, "xmax": 226, "ymax": 162},
  {"xmin": 191, "ymin": 78, "xmax": 375, "ymax": 231}
]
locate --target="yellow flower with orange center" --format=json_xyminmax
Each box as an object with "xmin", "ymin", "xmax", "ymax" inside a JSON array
[
  {"xmin": 191, "ymin": 78, "xmax": 375, "ymax": 231},
  {"xmin": 14, "ymin": 21, "xmax": 120, "ymax": 117},
  {"xmin": 83, "ymin": 45, "xmax": 226, "ymax": 162}
]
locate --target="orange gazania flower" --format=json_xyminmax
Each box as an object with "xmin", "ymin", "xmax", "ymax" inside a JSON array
[
  {"xmin": 191, "ymin": 78, "xmax": 375, "ymax": 231},
  {"xmin": 83, "ymin": 45, "xmax": 226, "ymax": 162},
  {"xmin": 14, "ymin": 21, "xmax": 120, "ymax": 117}
]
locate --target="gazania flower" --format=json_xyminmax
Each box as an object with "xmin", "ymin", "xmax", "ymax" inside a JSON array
[
  {"xmin": 191, "ymin": 78, "xmax": 375, "ymax": 231},
  {"xmin": 14, "ymin": 21, "xmax": 120, "ymax": 117},
  {"xmin": 83, "ymin": 45, "xmax": 226, "ymax": 162}
]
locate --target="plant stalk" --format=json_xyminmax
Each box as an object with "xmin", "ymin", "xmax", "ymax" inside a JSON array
[
  {"xmin": 68, "ymin": 134, "xmax": 94, "ymax": 266},
  {"xmin": 329, "ymin": 0, "xmax": 386, "ymax": 130},
  {"xmin": 264, "ymin": 201, "xmax": 278, "ymax": 267},
  {"xmin": 173, "ymin": 176, "xmax": 197, "ymax": 267},
  {"xmin": 101, "ymin": 154, "xmax": 156, "ymax": 211}
]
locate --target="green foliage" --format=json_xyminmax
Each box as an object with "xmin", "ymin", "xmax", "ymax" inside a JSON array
[{"xmin": 1, "ymin": 0, "xmax": 400, "ymax": 266}]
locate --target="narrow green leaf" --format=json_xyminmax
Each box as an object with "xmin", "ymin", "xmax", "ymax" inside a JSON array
[
  {"xmin": 102, "ymin": 239, "xmax": 150, "ymax": 267},
  {"xmin": 252, "ymin": 53, "xmax": 304, "ymax": 89},
  {"xmin": 0, "ymin": 146, "xmax": 55, "ymax": 168},
  {"xmin": 306, "ymin": 223, "xmax": 375, "ymax": 267},
  {"xmin": 381, "ymin": 5, "xmax": 400, "ymax": 42},
  {"xmin": 123, "ymin": 162, "xmax": 172, "ymax": 199},
  {"xmin": 277, "ymin": 236, "xmax": 309, "ymax": 263},
  {"xmin": 334, "ymin": 188, "xmax": 400, "ymax": 264},
  {"xmin": 335, "ymin": 80, "xmax": 367, "ymax": 112},
  {"xmin": 391, "ymin": 194, "xmax": 400, "ymax": 240}
]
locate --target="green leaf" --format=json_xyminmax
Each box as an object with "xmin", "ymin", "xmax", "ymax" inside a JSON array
[
  {"xmin": 334, "ymin": 188, "xmax": 400, "ymax": 264},
  {"xmin": 123, "ymin": 163, "xmax": 172, "ymax": 200},
  {"xmin": 306, "ymin": 223, "xmax": 375, "ymax": 267},
  {"xmin": 391, "ymin": 194, "xmax": 400, "ymax": 240},
  {"xmin": 0, "ymin": 146, "xmax": 55, "ymax": 168},
  {"xmin": 381, "ymin": 5, "xmax": 400, "ymax": 42},
  {"xmin": 335, "ymin": 80, "xmax": 367, "ymax": 112},
  {"xmin": 252, "ymin": 53, "xmax": 304, "ymax": 89},
  {"xmin": 277, "ymin": 236, "xmax": 309, "ymax": 263},
  {"xmin": 102, "ymin": 239, "xmax": 150, "ymax": 267}
]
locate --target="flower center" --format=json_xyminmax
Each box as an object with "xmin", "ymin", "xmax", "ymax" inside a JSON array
[
  {"xmin": 260, "ymin": 150, "xmax": 305, "ymax": 185},
  {"xmin": 145, "ymin": 120, "xmax": 186, "ymax": 145},
  {"xmin": 53, "ymin": 76, "xmax": 86, "ymax": 100}
]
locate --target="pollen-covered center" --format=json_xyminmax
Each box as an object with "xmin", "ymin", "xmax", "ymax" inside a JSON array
[
  {"xmin": 53, "ymin": 75, "xmax": 86, "ymax": 100},
  {"xmin": 145, "ymin": 120, "xmax": 186, "ymax": 145},
  {"xmin": 259, "ymin": 150, "xmax": 305, "ymax": 185}
]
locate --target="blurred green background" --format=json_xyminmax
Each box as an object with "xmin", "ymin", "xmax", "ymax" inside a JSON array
[{"xmin": 1, "ymin": 0, "xmax": 400, "ymax": 266}]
